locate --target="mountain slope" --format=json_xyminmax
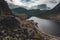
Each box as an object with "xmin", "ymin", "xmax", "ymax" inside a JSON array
[
  {"xmin": 39, "ymin": 3, "xmax": 60, "ymax": 22},
  {"xmin": 12, "ymin": 7, "xmax": 49, "ymax": 17},
  {"xmin": 0, "ymin": 0, "xmax": 14, "ymax": 16}
]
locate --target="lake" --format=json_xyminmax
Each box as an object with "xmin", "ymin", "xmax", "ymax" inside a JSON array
[{"xmin": 28, "ymin": 16, "xmax": 60, "ymax": 37}]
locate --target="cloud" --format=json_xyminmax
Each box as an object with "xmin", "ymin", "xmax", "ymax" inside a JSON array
[
  {"xmin": 44, "ymin": 0, "xmax": 60, "ymax": 9},
  {"xmin": 5, "ymin": 0, "xmax": 60, "ymax": 10},
  {"xmin": 5, "ymin": 0, "xmax": 46, "ymax": 9},
  {"xmin": 8, "ymin": 4, "xmax": 20, "ymax": 9}
]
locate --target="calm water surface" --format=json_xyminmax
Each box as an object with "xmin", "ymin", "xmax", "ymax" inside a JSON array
[{"xmin": 28, "ymin": 16, "xmax": 60, "ymax": 37}]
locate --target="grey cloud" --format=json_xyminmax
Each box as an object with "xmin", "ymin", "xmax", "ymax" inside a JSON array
[
  {"xmin": 5, "ymin": 0, "xmax": 60, "ymax": 10},
  {"xmin": 21, "ymin": 0, "xmax": 31, "ymax": 2},
  {"xmin": 8, "ymin": 3, "xmax": 20, "ymax": 9}
]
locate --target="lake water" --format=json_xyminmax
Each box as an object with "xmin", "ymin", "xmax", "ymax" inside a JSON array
[{"xmin": 28, "ymin": 16, "xmax": 60, "ymax": 37}]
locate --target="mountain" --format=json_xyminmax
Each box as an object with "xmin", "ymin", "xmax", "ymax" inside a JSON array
[
  {"xmin": 12, "ymin": 3, "xmax": 60, "ymax": 22},
  {"xmin": 37, "ymin": 4, "xmax": 50, "ymax": 10},
  {"xmin": 48, "ymin": 3, "xmax": 60, "ymax": 13},
  {"xmin": 39, "ymin": 3, "xmax": 60, "ymax": 22},
  {"xmin": 12, "ymin": 7, "xmax": 27, "ymax": 14},
  {"xmin": 12, "ymin": 7, "xmax": 49, "ymax": 17},
  {"xmin": 0, "ymin": 0, "xmax": 14, "ymax": 16},
  {"xmin": 40, "ymin": 3, "xmax": 60, "ymax": 16}
]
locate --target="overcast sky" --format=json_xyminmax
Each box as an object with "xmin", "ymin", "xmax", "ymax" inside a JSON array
[{"xmin": 5, "ymin": 0, "xmax": 60, "ymax": 10}]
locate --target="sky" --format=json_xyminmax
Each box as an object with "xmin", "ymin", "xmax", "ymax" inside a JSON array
[{"xmin": 5, "ymin": 0, "xmax": 60, "ymax": 10}]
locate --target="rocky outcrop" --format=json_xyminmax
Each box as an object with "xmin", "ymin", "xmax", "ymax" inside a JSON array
[
  {"xmin": 0, "ymin": 17, "xmax": 60, "ymax": 40},
  {"xmin": 0, "ymin": 0, "xmax": 14, "ymax": 16}
]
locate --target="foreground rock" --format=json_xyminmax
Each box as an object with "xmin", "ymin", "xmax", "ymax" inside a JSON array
[{"xmin": 0, "ymin": 16, "xmax": 60, "ymax": 40}]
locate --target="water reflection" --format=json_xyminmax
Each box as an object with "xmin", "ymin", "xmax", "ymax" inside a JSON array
[{"xmin": 28, "ymin": 16, "xmax": 60, "ymax": 37}]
